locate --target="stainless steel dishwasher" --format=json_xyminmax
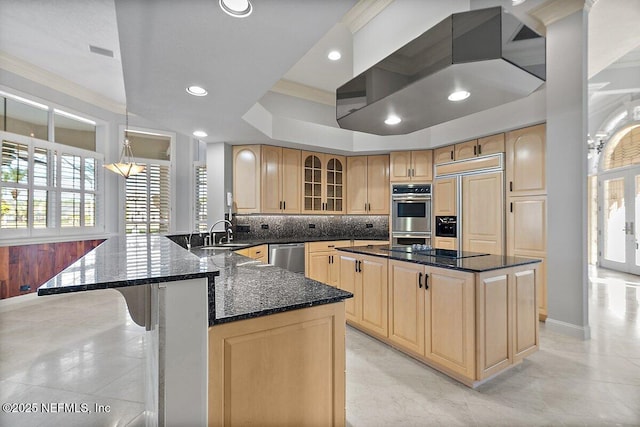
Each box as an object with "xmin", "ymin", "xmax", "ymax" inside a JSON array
[{"xmin": 268, "ymin": 243, "xmax": 305, "ymax": 274}]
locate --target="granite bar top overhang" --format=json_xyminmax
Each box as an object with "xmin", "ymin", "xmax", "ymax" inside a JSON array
[
  {"xmin": 37, "ymin": 235, "xmax": 221, "ymax": 295},
  {"xmin": 339, "ymin": 245, "xmax": 541, "ymax": 273}
]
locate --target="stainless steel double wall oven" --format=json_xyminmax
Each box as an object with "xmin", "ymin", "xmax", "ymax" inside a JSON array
[{"xmin": 391, "ymin": 184, "xmax": 432, "ymax": 246}]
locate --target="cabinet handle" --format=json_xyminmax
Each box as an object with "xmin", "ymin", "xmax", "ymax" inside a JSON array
[
  {"xmin": 509, "ymin": 181, "xmax": 513, "ymax": 192},
  {"xmin": 355, "ymin": 260, "xmax": 358, "ymax": 273},
  {"xmin": 367, "ymin": 203, "xmax": 371, "ymax": 211},
  {"xmin": 283, "ymin": 201, "xmax": 286, "ymax": 210},
  {"xmin": 279, "ymin": 201, "xmax": 282, "ymax": 209},
  {"xmin": 473, "ymin": 145, "xmax": 477, "ymax": 156},
  {"xmin": 418, "ymin": 272, "xmax": 423, "ymax": 289},
  {"xmin": 358, "ymin": 260, "xmax": 362, "ymax": 272},
  {"xmin": 510, "ymin": 202, "xmax": 513, "ymax": 213},
  {"xmin": 478, "ymin": 145, "xmax": 482, "ymax": 155},
  {"xmin": 255, "ymin": 251, "xmax": 261, "ymax": 254},
  {"xmin": 425, "ymin": 273, "xmax": 429, "ymax": 290},
  {"xmin": 328, "ymin": 245, "xmax": 335, "ymax": 248}
]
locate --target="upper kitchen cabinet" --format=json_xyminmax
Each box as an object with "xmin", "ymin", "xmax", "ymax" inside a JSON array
[
  {"xmin": 390, "ymin": 150, "xmax": 433, "ymax": 182},
  {"xmin": 454, "ymin": 134, "xmax": 505, "ymax": 161},
  {"xmin": 506, "ymin": 124, "xmax": 546, "ymax": 196},
  {"xmin": 347, "ymin": 155, "xmax": 390, "ymax": 215},
  {"xmin": 301, "ymin": 151, "xmax": 346, "ymax": 214},
  {"xmin": 434, "ymin": 146, "xmax": 455, "ymax": 164},
  {"xmin": 261, "ymin": 146, "xmax": 301, "ymax": 214},
  {"xmin": 233, "ymin": 145, "xmax": 261, "ymax": 214}
]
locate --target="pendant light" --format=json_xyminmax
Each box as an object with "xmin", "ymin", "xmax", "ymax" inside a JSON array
[{"xmin": 104, "ymin": 108, "xmax": 145, "ymax": 178}]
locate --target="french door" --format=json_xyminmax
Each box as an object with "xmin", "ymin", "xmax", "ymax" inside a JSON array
[{"xmin": 599, "ymin": 167, "xmax": 640, "ymax": 274}]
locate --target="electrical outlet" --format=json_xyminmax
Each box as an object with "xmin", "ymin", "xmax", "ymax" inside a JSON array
[
  {"xmin": 19, "ymin": 284, "xmax": 31, "ymax": 292},
  {"xmin": 261, "ymin": 224, "xmax": 269, "ymax": 230},
  {"xmin": 309, "ymin": 224, "xmax": 316, "ymax": 229},
  {"xmin": 366, "ymin": 223, "xmax": 374, "ymax": 228}
]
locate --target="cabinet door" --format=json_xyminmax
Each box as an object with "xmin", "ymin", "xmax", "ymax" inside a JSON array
[
  {"xmin": 512, "ymin": 267, "xmax": 539, "ymax": 361},
  {"xmin": 328, "ymin": 250, "xmax": 341, "ymax": 288},
  {"xmin": 454, "ymin": 139, "xmax": 478, "ymax": 161},
  {"xmin": 388, "ymin": 260, "xmax": 425, "ymax": 354},
  {"xmin": 411, "ymin": 150, "xmax": 433, "ymax": 182},
  {"xmin": 233, "ymin": 145, "xmax": 261, "ymax": 214},
  {"xmin": 434, "ymin": 146, "xmax": 454, "ymax": 164},
  {"xmin": 425, "ymin": 267, "xmax": 475, "ymax": 379},
  {"xmin": 433, "ymin": 237, "xmax": 457, "ymax": 250},
  {"xmin": 261, "ymin": 146, "xmax": 282, "ymax": 213},
  {"xmin": 506, "ymin": 124, "xmax": 546, "ymax": 196},
  {"xmin": 302, "ymin": 152, "xmax": 323, "ymax": 214},
  {"xmin": 366, "ymin": 155, "xmax": 390, "ymax": 215},
  {"xmin": 389, "ymin": 152, "xmax": 411, "ymax": 182},
  {"xmin": 478, "ymin": 133, "xmax": 505, "ymax": 156},
  {"xmin": 476, "ymin": 272, "xmax": 511, "ymax": 379},
  {"xmin": 346, "ymin": 156, "xmax": 368, "ymax": 214},
  {"xmin": 433, "ymin": 177, "xmax": 457, "ymax": 216},
  {"xmin": 338, "ymin": 254, "xmax": 359, "ymax": 323},
  {"xmin": 359, "ymin": 255, "xmax": 388, "ymax": 337},
  {"xmin": 307, "ymin": 251, "xmax": 331, "ymax": 284},
  {"xmin": 507, "ymin": 196, "xmax": 546, "ymax": 257},
  {"xmin": 281, "ymin": 148, "xmax": 301, "ymax": 213},
  {"xmin": 325, "ymin": 155, "xmax": 346, "ymax": 214},
  {"xmin": 462, "ymin": 172, "xmax": 504, "ymax": 255}
]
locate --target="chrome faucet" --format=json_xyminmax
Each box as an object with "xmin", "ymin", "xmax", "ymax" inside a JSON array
[{"xmin": 208, "ymin": 219, "xmax": 233, "ymax": 245}]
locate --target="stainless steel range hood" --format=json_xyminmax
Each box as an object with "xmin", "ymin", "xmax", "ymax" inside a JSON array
[{"xmin": 336, "ymin": 7, "xmax": 545, "ymax": 135}]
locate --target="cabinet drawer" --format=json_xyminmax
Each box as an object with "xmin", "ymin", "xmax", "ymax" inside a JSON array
[{"xmin": 306, "ymin": 240, "xmax": 351, "ymax": 252}]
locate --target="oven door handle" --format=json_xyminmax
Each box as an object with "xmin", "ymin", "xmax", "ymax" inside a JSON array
[{"xmin": 392, "ymin": 196, "xmax": 431, "ymax": 201}]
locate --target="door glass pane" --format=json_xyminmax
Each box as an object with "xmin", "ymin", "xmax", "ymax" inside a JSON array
[{"xmin": 604, "ymin": 178, "xmax": 625, "ymax": 263}]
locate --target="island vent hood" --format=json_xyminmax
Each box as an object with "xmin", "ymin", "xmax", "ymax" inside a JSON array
[{"xmin": 336, "ymin": 7, "xmax": 545, "ymax": 135}]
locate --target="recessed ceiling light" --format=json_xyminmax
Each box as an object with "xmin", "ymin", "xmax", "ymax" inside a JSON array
[
  {"xmin": 186, "ymin": 86, "xmax": 208, "ymax": 96},
  {"xmin": 448, "ymin": 90, "xmax": 470, "ymax": 101},
  {"xmin": 219, "ymin": 0, "xmax": 252, "ymax": 18},
  {"xmin": 193, "ymin": 130, "xmax": 208, "ymax": 138},
  {"xmin": 384, "ymin": 115, "xmax": 402, "ymax": 125},
  {"xmin": 328, "ymin": 50, "xmax": 342, "ymax": 61},
  {"xmin": 512, "ymin": 0, "xmax": 526, "ymax": 5}
]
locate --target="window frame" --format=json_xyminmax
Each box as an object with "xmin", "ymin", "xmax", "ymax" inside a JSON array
[
  {"xmin": 193, "ymin": 161, "xmax": 207, "ymax": 232},
  {"xmin": 0, "ymin": 131, "xmax": 103, "ymax": 240}
]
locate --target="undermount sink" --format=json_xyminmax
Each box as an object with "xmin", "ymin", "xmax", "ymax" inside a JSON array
[{"xmin": 198, "ymin": 243, "xmax": 247, "ymax": 250}]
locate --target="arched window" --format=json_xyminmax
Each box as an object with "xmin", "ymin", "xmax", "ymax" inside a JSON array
[{"xmin": 601, "ymin": 123, "xmax": 640, "ymax": 171}]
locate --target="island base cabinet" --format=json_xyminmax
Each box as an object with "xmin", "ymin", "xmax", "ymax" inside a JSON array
[
  {"xmin": 338, "ymin": 253, "xmax": 388, "ymax": 338},
  {"xmin": 208, "ymin": 303, "xmax": 346, "ymax": 427},
  {"xmin": 425, "ymin": 267, "xmax": 476, "ymax": 380}
]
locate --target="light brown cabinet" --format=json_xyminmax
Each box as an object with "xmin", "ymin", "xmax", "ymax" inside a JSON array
[
  {"xmin": 434, "ymin": 145, "xmax": 455, "ymax": 164},
  {"xmin": 233, "ymin": 145, "xmax": 261, "ymax": 214},
  {"xmin": 208, "ymin": 303, "xmax": 346, "ymax": 426},
  {"xmin": 506, "ymin": 123, "xmax": 547, "ymax": 320},
  {"xmin": 305, "ymin": 241, "xmax": 352, "ymax": 287},
  {"xmin": 506, "ymin": 124, "xmax": 546, "ymax": 196},
  {"xmin": 338, "ymin": 252, "xmax": 388, "ymax": 337},
  {"xmin": 261, "ymin": 146, "xmax": 301, "ymax": 214},
  {"xmin": 433, "ymin": 237, "xmax": 457, "ymax": 250},
  {"xmin": 301, "ymin": 151, "xmax": 346, "ymax": 214},
  {"xmin": 390, "ymin": 150, "xmax": 433, "ymax": 182},
  {"xmin": 235, "ymin": 244, "xmax": 268, "ymax": 263},
  {"xmin": 433, "ymin": 177, "xmax": 457, "ymax": 216},
  {"xmin": 347, "ymin": 155, "xmax": 390, "ymax": 215},
  {"xmin": 455, "ymin": 134, "xmax": 505, "ymax": 161},
  {"xmin": 388, "ymin": 260, "xmax": 425, "ymax": 355},
  {"xmin": 462, "ymin": 171, "xmax": 504, "ymax": 255}
]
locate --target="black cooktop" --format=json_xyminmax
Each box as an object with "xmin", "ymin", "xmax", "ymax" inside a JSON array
[{"xmin": 383, "ymin": 247, "xmax": 489, "ymax": 259}]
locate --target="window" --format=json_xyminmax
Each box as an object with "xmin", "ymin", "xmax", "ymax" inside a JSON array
[
  {"xmin": 125, "ymin": 162, "xmax": 171, "ymax": 234},
  {"xmin": 0, "ymin": 133, "xmax": 101, "ymax": 234},
  {"xmin": 194, "ymin": 163, "xmax": 207, "ymax": 231}
]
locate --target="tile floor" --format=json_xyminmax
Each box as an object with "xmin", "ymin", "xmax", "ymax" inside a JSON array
[{"xmin": 0, "ymin": 267, "xmax": 639, "ymax": 426}]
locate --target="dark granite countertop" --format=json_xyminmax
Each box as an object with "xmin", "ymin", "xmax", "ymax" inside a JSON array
[
  {"xmin": 37, "ymin": 235, "xmax": 220, "ymax": 295},
  {"xmin": 338, "ymin": 245, "xmax": 541, "ymax": 273},
  {"xmin": 38, "ymin": 235, "xmax": 352, "ymax": 326},
  {"xmin": 167, "ymin": 234, "xmax": 389, "ymax": 250},
  {"xmin": 189, "ymin": 247, "xmax": 352, "ymax": 325}
]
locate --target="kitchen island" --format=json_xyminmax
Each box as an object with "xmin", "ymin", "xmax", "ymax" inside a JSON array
[
  {"xmin": 336, "ymin": 245, "xmax": 541, "ymax": 387},
  {"xmin": 38, "ymin": 235, "xmax": 352, "ymax": 426}
]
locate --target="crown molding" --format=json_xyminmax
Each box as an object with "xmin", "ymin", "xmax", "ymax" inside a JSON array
[
  {"xmin": 270, "ymin": 79, "xmax": 336, "ymax": 106},
  {"xmin": 528, "ymin": 0, "xmax": 588, "ymax": 27},
  {"xmin": 341, "ymin": 0, "xmax": 395, "ymax": 34},
  {"xmin": 0, "ymin": 50, "xmax": 125, "ymax": 114}
]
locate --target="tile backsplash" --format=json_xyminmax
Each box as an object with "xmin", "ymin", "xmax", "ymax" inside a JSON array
[{"xmin": 233, "ymin": 215, "xmax": 388, "ymax": 241}]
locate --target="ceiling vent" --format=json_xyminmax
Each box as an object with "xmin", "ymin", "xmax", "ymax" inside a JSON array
[
  {"xmin": 336, "ymin": 7, "xmax": 546, "ymax": 135},
  {"xmin": 89, "ymin": 45, "xmax": 114, "ymax": 58}
]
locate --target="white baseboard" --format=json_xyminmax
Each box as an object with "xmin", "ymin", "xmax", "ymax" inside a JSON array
[{"xmin": 545, "ymin": 318, "xmax": 591, "ymax": 340}]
